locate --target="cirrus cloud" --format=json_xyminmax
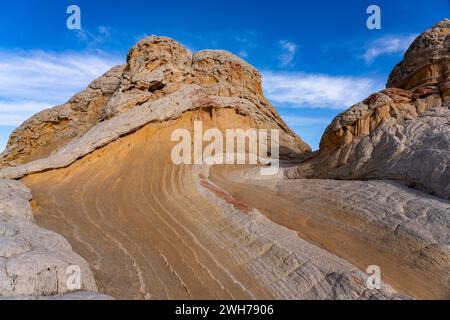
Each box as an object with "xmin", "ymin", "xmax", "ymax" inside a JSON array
[
  {"xmin": 363, "ymin": 34, "xmax": 417, "ymax": 64},
  {"xmin": 262, "ymin": 71, "xmax": 383, "ymax": 109},
  {"xmin": 0, "ymin": 50, "xmax": 121, "ymax": 126},
  {"xmin": 278, "ymin": 40, "xmax": 298, "ymax": 67}
]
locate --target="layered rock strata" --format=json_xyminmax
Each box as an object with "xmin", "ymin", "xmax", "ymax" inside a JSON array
[
  {"xmin": 0, "ymin": 179, "xmax": 105, "ymax": 299},
  {"xmin": 0, "ymin": 36, "xmax": 309, "ymax": 172},
  {"xmin": 0, "ymin": 22, "xmax": 448, "ymax": 300},
  {"xmin": 287, "ymin": 19, "xmax": 450, "ymax": 199},
  {"xmin": 20, "ymin": 111, "xmax": 405, "ymax": 299}
]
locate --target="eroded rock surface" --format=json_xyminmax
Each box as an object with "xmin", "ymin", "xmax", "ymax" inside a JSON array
[
  {"xmin": 387, "ymin": 19, "xmax": 450, "ymax": 91},
  {"xmin": 21, "ymin": 112, "xmax": 406, "ymax": 299},
  {"xmin": 0, "ymin": 36, "xmax": 318, "ymax": 300},
  {"xmin": 0, "ymin": 66, "xmax": 125, "ymax": 168},
  {"xmin": 288, "ymin": 19, "xmax": 450, "ymax": 199},
  {"xmin": 210, "ymin": 165, "xmax": 450, "ymax": 299},
  {"xmin": 0, "ymin": 179, "xmax": 103, "ymax": 298},
  {"xmin": 0, "ymin": 36, "xmax": 309, "ymax": 173},
  {"xmin": 0, "ymin": 24, "xmax": 448, "ymax": 300}
]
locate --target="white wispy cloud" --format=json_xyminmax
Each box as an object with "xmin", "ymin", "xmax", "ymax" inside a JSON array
[
  {"xmin": 0, "ymin": 100, "xmax": 54, "ymax": 126},
  {"xmin": 262, "ymin": 71, "xmax": 383, "ymax": 109},
  {"xmin": 282, "ymin": 116, "xmax": 332, "ymax": 127},
  {"xmin": 235, "ymin": 34, "xmax": 257, "ymax": 48},
  {"xmin": 234, "ymin": 31, "xmax": 258, "ymax": 59},
  {"xmin": 75, "ymin": 26, "xmax": 113, "ymax": 47},
  {"xmin": 0, "ymin": 50, "xmax": 121, "ymax": 126},
  {"xmin": 238, "ymin": 49, "xmax": 249, "ymax": 58},
  {"xmin": 363, "ymin": 34, "xmax": 417, "ymax": 63},
  {"xmin": 278, "ymin": 40, "xmax": 298, "ymax": 67}
]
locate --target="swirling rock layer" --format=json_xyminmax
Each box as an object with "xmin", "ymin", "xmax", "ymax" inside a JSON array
[
  {"xmin": 21, "ymin": 111, "xmax": 406, "ymax": 299},
  {"xmin": 210, "ymin": 166, "xmax": 450, "ymax": 299},
  {"xmin": 1, "ymin": 23, "xmax": 449, "ymax": 300}
]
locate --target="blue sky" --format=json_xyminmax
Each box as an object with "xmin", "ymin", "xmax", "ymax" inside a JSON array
[{"xmin": 0, "ymin": 0, "xmax": 448, "ymax": 150}]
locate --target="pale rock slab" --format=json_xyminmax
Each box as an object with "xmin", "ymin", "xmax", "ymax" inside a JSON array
[
  {"xmin": 0, "ymin": 36, "xmax": 309, "ymax": 172},
  {"xmin": 0, "ymin": 179, "xmax": 104, "ymax": 298}
]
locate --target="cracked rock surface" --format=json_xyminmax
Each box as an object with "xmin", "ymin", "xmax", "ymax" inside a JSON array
[
  {"xmin": 0, "ymin": 179, "xmax": 106, "ymax": 299},
  {"xmin": 0, "ymin": 36, "xmax": 309, "ymax": 172},
  {"xmin": 288, "ymin": 19, "xmax": 450, "ymax": 199},
  {"xmin": 0, "ymin": 21, "xmax": 448, "ymax": 300}
]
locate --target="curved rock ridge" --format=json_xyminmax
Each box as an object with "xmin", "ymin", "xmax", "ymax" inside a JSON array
[
  {"xmin": 0, "ymin": 84, "xmax": 301, "ymax": 180},
  {"xmin": 0, "ymin": 179, "xmax": 107, "ymax": 299},
  {"xmin": 0, "ymin": 36, "xmax": 309, "ymax": 172},
  {"xmin": 288, "ymin": 20, "xmax": 450, "ymax": 199},
  {"xmin": 20, "ymin": 110, "xmax": 407, "ymax": 299},
  {"xmin": 0, "ymin": 26, "xmax": 448, "ymax": 300},
  {"xmin": 210, "ymin": 165, "xmax": 450, "ymax": 299},
  {"xmin": 0, "ymin": 65, "xmax": 125, "ymax": 169}
]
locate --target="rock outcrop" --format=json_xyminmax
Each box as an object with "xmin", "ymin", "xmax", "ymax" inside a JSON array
[
  {"xmin": 20, "ymin": 111, "xmax": 406, "ymax": 299},
  {"xmin": 387, "ymin": 19, "xmax": 450, "ymax": 92},
  {"xmin": 1, "ymin": 23, "xmax": 448, "ymax": 300},
  {"xmin": 0, "ymin": 36, "xmax": 309, "ymax": 173},
  {"xmin": 288, "ymin": 19, "xmax": 450, "ymax": 199},
  {"xmin": 0, "ymin": 179, "xmax": 105, "ymax": 298},
  {"xmin": 210, "ymin": 166, "xmax": 450, "ymax": 299},
  {"xmin": 0, "ymin": 66, "xmax": 125, "ymax": 168}
]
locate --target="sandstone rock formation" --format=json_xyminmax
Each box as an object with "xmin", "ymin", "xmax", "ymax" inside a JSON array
[
  {"xmin": 387, "ymin": 19, "xmax": 450, "ymax": 91},
  {"xmin": 0, "ymin": 66, "xmax": 125, "ymax": 168},
  {"xmin": 0, "ymin": 179, "xmax": 105, "ymax": 299},
  {"xmin": 287, "ymin": 19, "xmax": 450, "ymax": 199},
  {"xmin": 18, "ymin": 111, "xmax": 406, "ymax": 299},
  {"xmin": 0, "ymin": 36, "xmax": 309, "ymax": 172},
  {"xmin": 0, "ymin": 22, "xmax": 448, "ymax": 300},
  {"xmin": 211, "ymin": 166, "xmax": 450, "ymax": 299}
]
